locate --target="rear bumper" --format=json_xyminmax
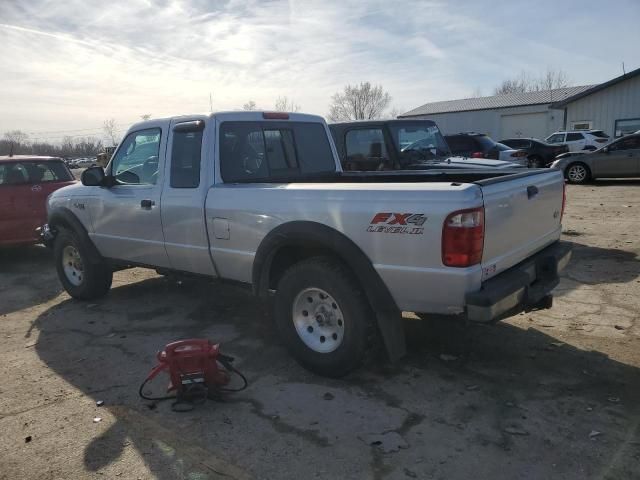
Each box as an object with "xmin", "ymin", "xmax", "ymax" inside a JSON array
[{"xmin": 465, "ymin": 241, "xmax": 572, "ymax": 322}]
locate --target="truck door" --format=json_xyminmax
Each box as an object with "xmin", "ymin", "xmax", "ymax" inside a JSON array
[
  {"xmin": 90, "ymin": 126, "xmax": 171, "ymax": 267},
  {"xmin": 161, "ymin": 119, "xmax": 216, "ymax": 276}
]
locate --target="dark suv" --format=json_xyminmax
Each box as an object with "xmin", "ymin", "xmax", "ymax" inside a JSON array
[
  {"xmin": 444, "ymin": 133, "xmax": 528, "ymax": 164},
  {"xmin": 499, "ymin": 138, "xmax": 569, "ymax": 167}
]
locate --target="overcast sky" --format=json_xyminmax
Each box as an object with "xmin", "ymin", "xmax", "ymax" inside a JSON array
[{"xmin": 1, "ymin": 0, "xmax": 638, "ymax": 142}]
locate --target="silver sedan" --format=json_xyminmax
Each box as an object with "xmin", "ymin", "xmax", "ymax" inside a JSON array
[{"xmin": 551, "ymin": 134, "xmax": 640, "ymax": 184}]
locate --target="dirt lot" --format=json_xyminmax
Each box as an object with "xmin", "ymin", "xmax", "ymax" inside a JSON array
[{"xmin": 1, "ymin": 181, "xmax": 639, "ymax": 480}]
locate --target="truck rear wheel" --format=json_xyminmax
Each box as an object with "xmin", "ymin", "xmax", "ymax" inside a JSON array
[
  {"xmin": 54, "ymin": 228, "xmax": 112, "ymax": 300},
  {"xmin": 274, "ymin": 257, "xmax": 374, "ymax": 377}
]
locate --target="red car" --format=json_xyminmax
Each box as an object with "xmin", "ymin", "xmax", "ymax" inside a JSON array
[{"xmin": 0, "ymin": 156, "xmax": 76, "ymax": 246}]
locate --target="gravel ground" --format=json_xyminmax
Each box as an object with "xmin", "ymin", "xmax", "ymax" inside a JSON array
[{"xmin": 0, "ymin": 180, "xmax": 639, "ymax": 480}]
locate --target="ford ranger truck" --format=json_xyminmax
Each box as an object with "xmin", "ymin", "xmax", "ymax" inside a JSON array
[{"xmin": 43, "ymin": 111, "xmax": 571, "ymax": 377}]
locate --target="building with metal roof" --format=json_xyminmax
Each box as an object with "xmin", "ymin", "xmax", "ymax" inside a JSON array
[{"xmin": 400, "ymin": 68, "xmax": 640, "ymax": 140}]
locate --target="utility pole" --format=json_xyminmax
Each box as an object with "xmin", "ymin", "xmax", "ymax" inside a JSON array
[
  {"xmin": 209, "ymin": 93, "xmax": 213, "ymax": 113},
  {"xmin": 622, "ymin": 62, "xmax": 626, "ymax": 75}
]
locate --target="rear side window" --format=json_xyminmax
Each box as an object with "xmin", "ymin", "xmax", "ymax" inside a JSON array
[
  {"xmin": 170, "ymin": 129, "xmax": 203, "ymax": 188},
  {"xmin": 220, "ymin": 122, "xmax": 334, "ymax": 182},
  {"xmin": 567, "ymin": 133, "xmax": 584, "ymax": 141},
  {"xmin": 0, "ymin": 161, "xmax": 72, "ymax": 185},
  {"xmin": 344, "ymin": 128, "xmax": 390, "ymax": 171}
]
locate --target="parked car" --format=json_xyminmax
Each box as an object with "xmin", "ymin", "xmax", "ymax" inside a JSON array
[
  {"xmin": 444, "ymin": 133, "xmax": 529, "ymax": 165},
  {"xmin": 330, "ymin": 120, "xmax": 523, "ymax": 172},
  {"xmin": 0, "ymin": 156, "xmax": 75, "ymax": 246},
  {"xmin": 499, "ymin": 138, "xmax": 569, "ymax": 168},
  {"xmin": 550, "ymin": 133, "xmax": 640, "ymax": 184},
  {"xmin": 545, "ymin": 130, "xmax": 609, "ymax": 152},
  {"xmin": 42, "ymin": 111, "xmax": 570, "ymax": 377}
]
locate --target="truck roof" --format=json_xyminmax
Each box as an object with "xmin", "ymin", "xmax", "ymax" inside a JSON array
[{"xmin": 127, "ymin": 111, "xmax": 327, "ymax": 132}]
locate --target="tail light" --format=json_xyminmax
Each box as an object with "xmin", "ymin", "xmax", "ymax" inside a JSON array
[
  {"xmin": 442, "ymin": 207, "xmax": 485, "ymax": 267},
  {"xmin": 595, "ymin": 138, "xmax": 607, "ymax": 143},
  {"xmin": 471, "ymin": 152, "xmax": 484, "ymax": 158},
  {"xmin": 561, "ymin": 181, "xmax": 567, "ymax": 221},
  {"xmin": 511, "ymin": 150, "xmax": 528, "ymax": 158}
]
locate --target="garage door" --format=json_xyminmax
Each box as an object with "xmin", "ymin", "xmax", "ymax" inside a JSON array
[{"xmin": 500, "ymin": 112, "xmax": 548, "ymax": 140}]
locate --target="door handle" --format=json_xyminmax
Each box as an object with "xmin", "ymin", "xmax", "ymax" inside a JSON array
[
  {"xmin": 140, "ymin": 199, "xmax": 155, "ymax": 209},
  {"xmin": 527, "ymin": 185, "xmax": 539, "ymax": 199}
]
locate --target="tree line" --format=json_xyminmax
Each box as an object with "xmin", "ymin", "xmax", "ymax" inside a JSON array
[
  {"xmin": 0, "ymin": 131, "xmax": 104, "ymax": 158},
  {"xmin": 2, "ymin": 68, "xmax": 571, "ymax": 156}
]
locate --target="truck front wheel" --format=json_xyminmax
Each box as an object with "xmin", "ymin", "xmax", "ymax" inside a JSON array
[
  {"xmin": 274, "ymin": 257, "xmax": 374, "ymax": 377},
  {"xmin": 54, "ymin": 228, "xmax": 113, "ymax": 300}
]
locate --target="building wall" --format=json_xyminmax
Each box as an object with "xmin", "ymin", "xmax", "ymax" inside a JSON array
[
  {"xmin": 564, "ymin": 74, "xmax": 640, "ymax": 137},
  {"xmin": 404, "ymin": 104, "xmax": 564, "ymax": 140}
]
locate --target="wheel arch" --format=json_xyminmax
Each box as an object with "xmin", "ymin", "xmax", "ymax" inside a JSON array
[
  {"xmin": 253, "ymin": 221, "xmax": 405, "ymax": 361},
  {"xmin": 48, "ymin": 207, "xmax": 103, "ymax": 264}
]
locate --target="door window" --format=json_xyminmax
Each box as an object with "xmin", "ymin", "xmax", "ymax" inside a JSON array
[
  {"xmin": 170, "ymin": 129, "xmax": 203, "ymax": 188},
  {"xmin": 110, "ymin": 128, "xmax": 162, "ymax": 185},
  {"xmin": 566, "ymin": 133, "xmax": 584, "ymax": 141},
  {"xmin": 344, "ymin": 128, "xmax": 390, "ymax": 171},
  {"xmin": 609, "ymin": 136, "xmax": 640, "ymax": 151},
  {"xmin": 547, "ymin": 133, "xmax": 565, "ymax": 144}
]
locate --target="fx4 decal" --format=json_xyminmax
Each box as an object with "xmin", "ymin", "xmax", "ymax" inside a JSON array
[{"xmin": 366, "ymin": 213, "xmax": 427, "ymax": 234}]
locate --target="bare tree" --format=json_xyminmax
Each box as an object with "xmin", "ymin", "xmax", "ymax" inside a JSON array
[
  {"xmin": 536, "ymin": 69, "xmax": 570, "ymax": 92},
  {"xmin": 140, "ymin": 114, "xmax": 152, "ymax": 121},
  {"xmin": 328, "ymin": 82, "xmax": 392, "ymax": 122},
  {"xmin": 494, "ymin": 69, "xmax": 571, "ymax": 95},
  {"xmin": 103, "ymin": 119, "xmax": 119, "ymax": 145},
  {"xmin": 274, "ymin": 96, "xmax": 301, "ymax": 112},
  {"xmin": 385, "ymin": 106, "xmax": 403, "ymax": 119},
  {"xmin": 4, "ymin": 130, "xmax": 29, "ymax": 145},
  {"xmin": 242, "ymin": 100, "xmax": 257, "ymax": 111}
]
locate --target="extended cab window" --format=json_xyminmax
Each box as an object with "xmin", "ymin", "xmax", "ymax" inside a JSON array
[
  {"xmin": 110, "ymin": 128, "xmax": 161, "ymax": 185},
  {"xmin": 170, "ymin": 126, "xmax": 203, "ymax": 188},
  {"xmin": 220, "ymin": 122, "xmax": 334, "ymax": 182},
  {"xmin": 344, "ymin": 128, "xmax": 390, "ymax": 171}
]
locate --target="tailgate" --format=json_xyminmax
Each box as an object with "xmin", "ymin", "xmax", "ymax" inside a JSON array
[{"xmin": 478, "ymin": 170, "xmax": 564, "ymax": 281}]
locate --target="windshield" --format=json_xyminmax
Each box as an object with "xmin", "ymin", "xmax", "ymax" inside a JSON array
[{"xmin": 388, "ymin": 122, "xmax": 450, "ymax": 165}]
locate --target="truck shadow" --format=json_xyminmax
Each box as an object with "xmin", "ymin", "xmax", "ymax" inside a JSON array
[
  {"xmin": 30, "ymin": 271, "xmax": 640, "ymax": 479},
  {"xmin": 555, "ymin": 241, "xmax": 639, "ymax": 291},
  {"xmin": 0, "ymin": 245, "xmax": 62, "ymax": 316}
]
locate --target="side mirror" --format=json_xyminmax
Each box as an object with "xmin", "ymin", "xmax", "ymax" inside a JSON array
[{"xmin": 81, "ymin": 166, "xmax": 106, "ymax": 186}]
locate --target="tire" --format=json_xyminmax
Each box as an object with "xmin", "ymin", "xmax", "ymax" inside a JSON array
[
  {"xmin": 274, "ymin": 256, "xmax": 375, "ymax": 377},
  {"xmin": 54, "ymin": 228, "xmax": 112, "ymax": 300},
  {"xmin": 565, "ymin": 162, "xmax": 591, "ymax": 184}
]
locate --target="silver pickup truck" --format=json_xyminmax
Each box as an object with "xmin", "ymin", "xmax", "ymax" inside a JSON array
[{"xmin": 43, "ymin": 111, "xmax": 571, "ymax": 376}]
